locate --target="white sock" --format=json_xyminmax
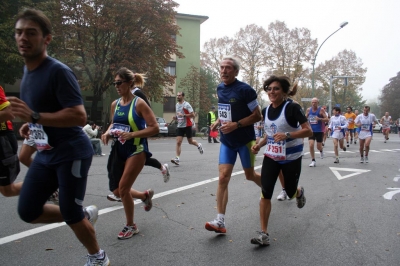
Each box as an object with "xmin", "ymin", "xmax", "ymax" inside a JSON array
[
  {"xmin": 89, "ymin": 249, "xmax": 104, "ymax": 257},
  {"xmin": 217, "ymin": 213, "xmax": 225, "ymax": 222}
]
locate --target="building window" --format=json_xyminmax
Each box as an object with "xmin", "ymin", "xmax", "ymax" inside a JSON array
[
  {"xmin": 163, "ymin": 96, "xmax": 176, "ymax": 112},
  {"xmin": 164, "ymin": 61, "xmax": 176, "ymax": 76}
]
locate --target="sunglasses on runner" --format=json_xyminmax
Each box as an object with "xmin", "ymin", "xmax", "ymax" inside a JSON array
[
  {"xmin": 264, "ymin": 86, "xmax": 281, "ymax": 92},
  {"xmin": 112, "ymin": 80, "xmax": 127, "ymax": 86}
]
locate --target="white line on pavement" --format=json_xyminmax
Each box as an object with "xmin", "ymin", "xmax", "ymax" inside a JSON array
[{"xmin": 0, "ymin": 165, "xmax": 262, "ymax": 246}]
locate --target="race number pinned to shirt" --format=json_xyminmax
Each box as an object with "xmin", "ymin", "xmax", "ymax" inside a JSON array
[
  {"xmin": 28, "ymin": 123, "xmax": 53, "ymax": 151},
  {"xmin": 264, "ymin": 136, "xmax": 286, "ymax": 161},
  {"xmin": 309, "ymin": 115, "xmax": 318, "ymax": 124},
  {"xmin": 218, "ymin": 103, "xmax": 232, "ymax": 123},
  {"xmin": 361, "ymin": 124, "xmax": 370, "ymax": 131},
  {"xmin": 110, "ymin": 123, "xmax": 131, "ymax": 144}
]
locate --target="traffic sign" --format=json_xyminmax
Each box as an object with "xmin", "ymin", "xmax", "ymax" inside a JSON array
[{"xmin": 301, "ymin": 98, "xmax": 313, "ymax": 101}]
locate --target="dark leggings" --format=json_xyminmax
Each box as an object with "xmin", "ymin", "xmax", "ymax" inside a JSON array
[
  {"xmin": 261, "ymin": 156, "xmax": 302, "ymax": 199},
  {"xmin": 145, "ymin": 157, "xmax": 161, "ymax": 169},
  {"xmin": 18, "ymin": 157, "xmax": 92, "ymax": 225}
]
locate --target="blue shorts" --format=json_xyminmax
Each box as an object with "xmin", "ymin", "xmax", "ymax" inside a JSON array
[
  {"xmin": 355, "ymin": 127, "xmax": 361, "ymax": 134},
  {"xmin": 219, "ymin": 141, "xmax": 255, "ymax": 168},
  {"xmin": 18, "ymin": 157, "xmax": 92, "ymax": 225},
  {"xmin": 347, "ymin": 128, "xmax": 355, "ymax": 133}
]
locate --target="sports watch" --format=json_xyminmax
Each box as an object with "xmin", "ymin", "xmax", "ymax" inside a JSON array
[
  {"xmin": 285, "ymin": 132, "xmax": 291, "ymax": 139},
  {"xmin": 31, "ymin": 111, "xmax": 41, "ymax": 124},
  {"xmin": 237, "ymin": 121, "xmax": 242, "ymax": 128}
]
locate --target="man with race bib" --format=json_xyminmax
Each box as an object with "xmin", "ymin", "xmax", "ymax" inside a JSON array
[
  {"xmin": 355, "ymin": 106, "xmax": 376, "ymax": 163},
  {"xmin": 305, "ymin": 98, "xmax": 328, "ymax": 167},
  {"xmin": 171, "ymin": 92, "xmax": 203, "ymax": 166},
  {"xmin": 205, "ymin": 56, "xmax": 262, "ymax": 234},
  {"xmin": 380, "ymin": 112, "xmax": 392, "ymax": 143},
  {"xmin": 344, "ymin": 106, "xmax": 357, "ymax": 147},
  {"xmin": 8, "ymin": 9, "xmax": 109, "ymax": 265}
]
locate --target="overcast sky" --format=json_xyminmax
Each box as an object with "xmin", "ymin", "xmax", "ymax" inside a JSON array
[{"xmin": 175, "ymin": 0, "xmax": 400, "ymax": 102}]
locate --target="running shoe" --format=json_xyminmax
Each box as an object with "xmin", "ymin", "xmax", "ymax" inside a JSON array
[
  {"xmin": 198, "ymin": 143, "xmax": 204, "ymax": 154},
  {"xmin": 277, "ymin": 190, "xmax": 288, "ymax": 201},
  {"xmin": 171, "ymin": 157, "xmax": 180, "ymax": 166},
  {"xmin": 161, "ymin": 163, "xmax": 170, "ymax": 183},
  {"xmin": 309, "ymin": 161, "xmax": 316, "ymax": 167},
  {"xmin": 48, "ymin": 189, "xmax": 59, "ymax": 205},
  {"xmin": 296, "ymin": 187, "xmax": 306, "ymax": 209},
  {"xmin": 384, "ymin": 140, "xmax": 386, "ymax": 143},
  {"xmin": 334, "ymin": 158, "xmax": 339, "ymax": 164},
  {"xmin": 85, "ymin": 251, "xmax": 110, "ymax": 266},
  {"xmin": 360, "ymin": 157, "xmax": 364, "ymax": 163},
  {"xmin": 117, "ymin": 224, "xmax": 139, "ymax": 240},
  {"xmin": 354, "ymin": 140, "xmax": 357, "ymax": 144},
  {"xmin": 107, "ymin": 194, "xmax": 122, "ymax": 202},
  {"xmin": 143, "ymin": 189, "xmax": 154, "ymax": 211},
  {"xmin": 205, "ymin": 219, "xmax": 226, "ymax": 233},
  {"xmin": 347, "ymin": 143, "xmax": 349, "ymax": 147},
  {"xmin": 343, "ymin": 147, "xmax": 347, "ymax": 151},
  {"xmin": 320, "ymin": 151, "xmax": 324, "ymax": 159},
  {"xmin": 83, "ymin": 205, "xmax": 98, "ymax": 227},
  {"xmin": 365, "ymin": 156, "xmax": 369, "ymax": 163},
  {"xmin": 350, "ymin": 139, "xmax": 353, "ymax": 144},
  {"xmin": 250, "ymin": 231, "xmax": 270, "ymax": 246}
]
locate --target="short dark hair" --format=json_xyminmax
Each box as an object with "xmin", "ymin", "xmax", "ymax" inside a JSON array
[
  {"xmin": 88, "ymin": 121, "xmax": 95, "ymax": 126},
  {"xmin": 178, "ymin": 91, "xmax": 185, "ymax": 97},
  {"xmin": 347, "ymin": 106, "xmax": 352, "ymax": 111},
  {"xmin": 15, "ymin": 8, "xmax": 52, "ymax": 37},
  {"xmin": 333, "ymin": 106, "xmax": 341, "ymax": 113},
  {"xmin": 263, "ymin": 75, "xmax": 298, "ymax": 96}
]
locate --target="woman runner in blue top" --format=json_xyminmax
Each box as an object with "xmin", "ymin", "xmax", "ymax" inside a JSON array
[{"xmin": 101, "ymin": 68, "xmax": 159, "ymax": 240}]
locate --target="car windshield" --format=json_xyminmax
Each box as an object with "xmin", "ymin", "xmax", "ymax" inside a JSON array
[{"xmin": 157, "ymin": 117, "xmax": 165, "ymax": 123}]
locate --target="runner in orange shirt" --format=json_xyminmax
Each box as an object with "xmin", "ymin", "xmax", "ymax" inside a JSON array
[{"xmin": 344, "ymin": 106, "xmax": 357, "ymax": 147}]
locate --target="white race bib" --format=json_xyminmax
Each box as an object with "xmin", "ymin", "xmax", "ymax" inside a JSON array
[
  {"xmin": 309, "ymin": 115, "xmax": 317, "ymax": 124},
  {"xmin": 110, "ymin": 123, "xmax": 131, "ymax": 144},
  {"xmin": 28, "ymin": 123, "xmax": 53, "ymax": 151},
  {"xmin": 218, "ymin": 103, "xmax": 232, "ymax": 123},
  {"xmin": 361, "ymin": 124, "xmax": 370, "ymax": 131},
  {"xmin": 264, "ymin": 136, "xmax": 286, "ymax": 161}
]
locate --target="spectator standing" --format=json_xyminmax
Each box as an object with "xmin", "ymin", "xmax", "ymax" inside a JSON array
[{"xmin": 83, "ymin": 121, "xmax": 105, "ymax": 156}]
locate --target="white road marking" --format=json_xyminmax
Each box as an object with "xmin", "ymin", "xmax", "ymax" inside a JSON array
[
  {"xmin": 0, "ymin": 165, "xmax": 262, "ymax": 246},
  {"xmin": 383, "ymin": 188, "xmax": 400, "ymax": 200},
  {"xmin": 329, "ymin": 167, "xmax": 371, "ymax": 180}
]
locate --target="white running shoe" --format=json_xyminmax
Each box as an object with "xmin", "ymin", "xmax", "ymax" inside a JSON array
[
  {"xmin": 320, "ymin": 151, "xmax": 324, "ymax": 159},
  {"xmin": 360, "ymin": 157, "xmax": 364, "ymax": 163},
  {"xmin": 83, "ymin": 205, "xmax": 98, "ymax": 227},
  {"xmin": 143, "ymin": 189, "xmax": 154, "ymax": 211},
  {"xmin": 365, "ymin": 156, "xmax": 369, "ymax": 163},
  {"xmin": 250, "ymin": 231, "xmax": 270, "ymax": 246},
  {"xmin": 277, "ymin": 190, "xmax": 288, "ymax": 201},
  {"xmin": 171, "ymin": 157, "xmax": 180, "ymax": 165},
  {"xmin": 198, "ymin": 143, "xmax": 204, "ymax": 154},
  {"xmin": 161, "ymin": 163, "xmax": 170, "ymax": 183},
  {"xmin": 309, "ymin": 161, "xmax": 316, "ymax": 167},
  {"xmin": 85, "ymin": 251, "xmax": 110, "ymax": 266},
  {"xmin": 107, "ymin": 194, "xmax": 122, "ymax": 202},
  {"xmin": 48, "ymin": 189, "xmax": 59, "ymax": 205}
]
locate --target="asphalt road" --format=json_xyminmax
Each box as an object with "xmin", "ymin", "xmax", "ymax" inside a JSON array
[{"xmin": 0, "ymin": 133, "xmax": 399, "ymax": 266}]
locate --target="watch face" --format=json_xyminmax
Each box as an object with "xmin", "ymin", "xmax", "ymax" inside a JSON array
[{"xmin": 33, "ymin": 112, "xmax": 40, "ymax": 119}]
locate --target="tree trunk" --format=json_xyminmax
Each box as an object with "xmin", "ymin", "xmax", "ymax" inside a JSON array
[{"xmin": 89, "ymin": 94, "xmax": 102, "ymax": 125}]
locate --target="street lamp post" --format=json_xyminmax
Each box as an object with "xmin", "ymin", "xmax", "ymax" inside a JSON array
[
  {"xmin": 329, "ymin": 75, "xmax": 355, "ymax": 114},
  {"xmin": 311, "ymin": 21, "xmax": 348, "ymax": 97}
]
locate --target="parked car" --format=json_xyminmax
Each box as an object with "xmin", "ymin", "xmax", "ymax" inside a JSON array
[
  {"xmin": 156, "ymin": 117, "xmax": 168, "ymax": 137},
  {"xmin": 167, "ymin": 119, "xmax": 197, "ymax": 136},
  {"xmin": 373, "ymin": 122, "xmax": 382, "ymax": 133}
]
